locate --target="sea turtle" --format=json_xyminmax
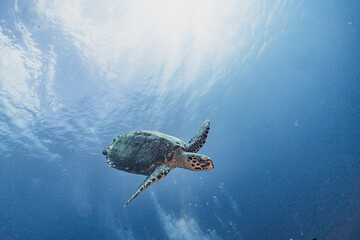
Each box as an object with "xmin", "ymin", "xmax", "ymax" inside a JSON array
[{"xmin": 102, "ymin": 119, "xmax": 213, "ymax": 207}]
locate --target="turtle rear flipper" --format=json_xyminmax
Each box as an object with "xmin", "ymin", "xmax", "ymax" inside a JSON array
[
  {"xmin": 124, "ymin": 164, "xmax": 171, "ymax": 207},
  {"xmin": 185, "ymin": 120, "xmax": 210, "ymax": 153}
]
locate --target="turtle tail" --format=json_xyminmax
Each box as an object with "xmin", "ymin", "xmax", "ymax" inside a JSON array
[
  {"xmin": 185, "ymin": 119, "xmax": 210, "ymax": 153},
  {"xmin": 102, "ymin": 148, "xmax": 107, "ymax": 155}
]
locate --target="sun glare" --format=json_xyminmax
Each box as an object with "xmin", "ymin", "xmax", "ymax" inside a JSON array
[{"xmin": 34, "ymin": 0, "xmax": 260, "ymax": 100}]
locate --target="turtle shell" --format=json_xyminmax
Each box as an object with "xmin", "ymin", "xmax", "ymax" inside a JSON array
[{"xmin": 103, "ymin": 131, "xmax": 186, "ymax": 174}]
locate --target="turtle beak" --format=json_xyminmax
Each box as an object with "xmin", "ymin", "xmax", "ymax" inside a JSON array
[
  {"xmin": 208, "ymin": 159, "xmax": 214, "ymax": 170},
  {"xmin": 209, "ymin": 160, "xmax": 214, "ymax": 169},
  {"xmin": 201, "ymin": 157, "xmax": 214, "ymax": 170}
]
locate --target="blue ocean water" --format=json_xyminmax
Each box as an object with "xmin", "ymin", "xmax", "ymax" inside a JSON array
[{"xmin": 1, "ymin": 0, "xmax": 360, "ymax": 239}]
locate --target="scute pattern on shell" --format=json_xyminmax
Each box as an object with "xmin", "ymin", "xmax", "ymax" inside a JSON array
[{"xmin": 104, "ymin": 131, "xmax": 185, "ymax": 174}]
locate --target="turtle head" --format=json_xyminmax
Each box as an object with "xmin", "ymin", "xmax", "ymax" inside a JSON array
[{"xmin": 180, "ymin": 153, "xmax": 214, "ymax": 171}]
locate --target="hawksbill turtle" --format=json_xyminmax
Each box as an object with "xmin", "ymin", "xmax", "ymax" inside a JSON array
[{"xmin": 102, "ymin": 119, "xmax": 213, "ymax": 207}]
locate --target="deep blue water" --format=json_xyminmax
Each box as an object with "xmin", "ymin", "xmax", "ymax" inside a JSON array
[{"xmin": 1, "ymin": 0, "xmax": 360, "ymax": 239}]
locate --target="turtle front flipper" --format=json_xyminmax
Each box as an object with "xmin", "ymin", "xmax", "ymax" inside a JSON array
[
  {"xmin": 124, "ymin": 164, "xmax": 171, "ymax": 207},
  {"xmin": 185, "ymin": 120, "xmax": 210, "ymax": 153}
]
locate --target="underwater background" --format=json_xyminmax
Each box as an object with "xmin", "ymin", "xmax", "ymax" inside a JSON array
[{"xmin": 1, "ymin": 0, "xmax": 359, "ymax": 239}]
